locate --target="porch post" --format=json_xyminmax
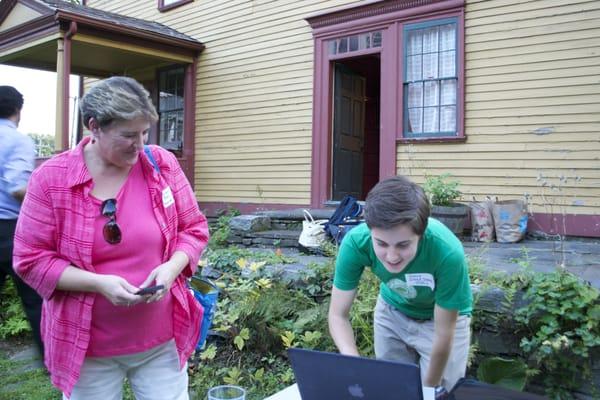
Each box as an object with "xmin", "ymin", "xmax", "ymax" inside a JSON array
[
  {"xmin": 183, "ymin": 61, "xmax": 196, "ymax": 187},
  {"xmin": 55, "ymin": 38, "xmax": 65, "ymax": 152},
  {"xmin": 54, "ymin": 24, "xmax": 74, "ymax": 152}
]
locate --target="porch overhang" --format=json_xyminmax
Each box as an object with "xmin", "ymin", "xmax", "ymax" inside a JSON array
[{"xmin": 0, "ymin": 0, "xmax": 204, "ymax": 152}]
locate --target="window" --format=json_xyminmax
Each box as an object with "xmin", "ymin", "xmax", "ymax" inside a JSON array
[
  {"xmin": 327, "ymin": 31, "xmax": 382, "ymax": 56},
  {"xmin": 158, "ymin": 0, "xmax": 193, "ymax": 12},
  {"xmin": 403, "ymin": 19, "xmax": 458, "ymax": 138},
  {"xmin": 158, "ymin": 66, "xmax": 184, "ymax": 153}
]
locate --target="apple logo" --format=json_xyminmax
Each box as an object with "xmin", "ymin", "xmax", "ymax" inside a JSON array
[{"xmin": 348, "ymin": 384, "xmax": 365, "ymax": 398}]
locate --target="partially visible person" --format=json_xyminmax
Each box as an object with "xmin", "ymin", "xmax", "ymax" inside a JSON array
[
  {"xmin": 13, "ymin": 76, "xmax": 209, "ymax": 400},
  {"xmin": 0, "ymin": 86, "xmax": 43, "ymax": 356},
  {"xmin": 328, "ymin": 176, "xmax": 472, "ymax": 397}
]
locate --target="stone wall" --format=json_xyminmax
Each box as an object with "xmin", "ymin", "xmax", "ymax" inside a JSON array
[{"xmin": 226, "ymin": 214, "xmax": 303, "ymax": 248}]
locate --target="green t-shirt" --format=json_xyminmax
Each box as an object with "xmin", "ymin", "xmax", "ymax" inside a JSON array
[{"xmin": 333, "ymin": 218, "xmax": 472, "ymax": 320}]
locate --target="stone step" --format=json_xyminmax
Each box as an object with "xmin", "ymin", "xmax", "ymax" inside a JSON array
[
  {"xmin": 228, "ymin": 229, "xmax": 301, "ymax": 248},
  {"xmin": 255, "ymin": 208, "xmax": 335, "ymax": 220}
]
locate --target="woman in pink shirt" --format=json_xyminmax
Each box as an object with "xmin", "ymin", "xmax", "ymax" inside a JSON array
[{"xmin": 13, "ymin": 76, "xmax": 209, "ymax": 400}]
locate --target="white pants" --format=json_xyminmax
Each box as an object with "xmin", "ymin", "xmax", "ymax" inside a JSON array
[
  {"xmin": 64, "ymin": 339, "xmax": 189, "ymax": 400},
  {"xmin": 373, "ymin": 296, "xmax": 471, "ymax": 391}
]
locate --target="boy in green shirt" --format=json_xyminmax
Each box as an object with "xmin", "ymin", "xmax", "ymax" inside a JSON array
[{"xmin": 328, "ymin": 176, "xmax": 472, "ymax": 394}]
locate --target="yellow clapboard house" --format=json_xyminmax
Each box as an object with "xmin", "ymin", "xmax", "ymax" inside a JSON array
[{"xmin": 0, "ymin": 0, "xmax": 598, "ymax": 237}]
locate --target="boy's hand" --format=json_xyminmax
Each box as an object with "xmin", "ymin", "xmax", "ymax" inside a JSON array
[{"xmin": 435, "ymin": 386, "xmax": 449, "ymax": 399}]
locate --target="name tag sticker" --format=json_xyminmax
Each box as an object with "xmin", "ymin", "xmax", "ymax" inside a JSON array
[
  {"xmin": 405, "ymin": 273, "xmax": 435, "ymax": 291},
  {"xmin": 162, "ymin": 187, "xmax": 175, "ymax": 208}
]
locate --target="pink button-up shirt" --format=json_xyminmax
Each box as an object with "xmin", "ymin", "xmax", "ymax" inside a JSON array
[{"xmin": 13, "ymin": 137, "xmax": 209, "ymax": 396}]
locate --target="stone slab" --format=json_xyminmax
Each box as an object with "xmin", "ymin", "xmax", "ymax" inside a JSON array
[{"xmin": 229, "ymin": 215, "xmax": 271, "ymax": 232}]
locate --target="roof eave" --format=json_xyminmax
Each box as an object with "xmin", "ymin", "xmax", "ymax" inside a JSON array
[
  {"xmin": 54, "ymin": 10, "xmax": 204, "ymax": 53},
  {"xmin": 0, "ymin": 14, "xmax": 57, "ymax": 48}
]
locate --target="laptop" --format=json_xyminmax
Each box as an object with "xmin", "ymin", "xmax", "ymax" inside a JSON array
[
  {"xmin": 288, "ymin": 348, "xmax": 425, "ymax": 400},
  {"xmin": 449, "ymin": 379, "xmax": 549, "ymax": 400}
]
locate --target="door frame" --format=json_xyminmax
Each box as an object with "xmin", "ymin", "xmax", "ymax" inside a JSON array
[
  {"xmin": 310, "ymin": 28, "xmax": 393, "ymax": 208},
  {"xmin": 306, "ymin": 0, "xmax": 465, "ymax": 208}
]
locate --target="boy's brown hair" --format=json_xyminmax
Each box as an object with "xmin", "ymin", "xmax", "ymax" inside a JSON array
[{"xmin": 364, "ymin": 175, "xmax": 430, "ymax": 235}]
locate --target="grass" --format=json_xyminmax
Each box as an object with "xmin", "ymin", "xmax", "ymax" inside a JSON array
[
  {"xmin": 0, "ymin": 347, "xmax": 143, "ymax": 400},
  {"xmin": 0, "ymin": 351, "xmax": 59, "ymax": 400}
]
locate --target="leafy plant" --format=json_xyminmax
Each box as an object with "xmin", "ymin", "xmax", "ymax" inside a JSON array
[
  {"xmin": 0, "ymin": 280, "xmax": 30, "ymax": 339},
  {"xmin": 208, "ymin": 208, "xmax": 240, "ymax": 248},
  {"xmin": 27, "ymin": 133, "xmax": 55, "ymax": 158},
  {"xmin": 422, "ymin": 173, "xmax": 461, "ymax": 206},
  {"xmin": 515, "ymin": 270, "xmax": 600, "ymax": 399},
  {"xmin": 477, "ymin": 357, "xmax": 527, "ymax": 391}
]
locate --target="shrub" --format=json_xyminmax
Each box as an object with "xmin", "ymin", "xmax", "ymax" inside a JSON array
[
  {"xmin": 0, "ymin": 280, "xmax": 30, "ymax": 339},
  {"xmin": 516, "ymin": 270, "xmax": 600, "ymax": 399}
]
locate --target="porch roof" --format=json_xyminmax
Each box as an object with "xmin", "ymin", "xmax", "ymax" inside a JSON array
[{"xmin": 0, "ymin": 0, "xmax": 204, "ymax": 76}]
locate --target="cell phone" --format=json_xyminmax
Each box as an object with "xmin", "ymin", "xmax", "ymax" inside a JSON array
[{"xmin": 135, "ymin": 284, "xmax": 165, "ymax": 296}]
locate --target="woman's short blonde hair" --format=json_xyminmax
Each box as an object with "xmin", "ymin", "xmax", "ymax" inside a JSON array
[{"xmin": 80, "ymin": 76, "xmax": 158, "ymax": 129}]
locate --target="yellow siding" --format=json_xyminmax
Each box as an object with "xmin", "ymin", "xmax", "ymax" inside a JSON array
[
  {"xmin": 87, "ymin": 0, "xmax": 599, "ymax": 216},
  {"xmin": 87, "ymin": 0, "xmax": 362, "ymax": 205},
  {"xmin": 398, "ymin": 0, "xmax": 600, "ymax": 216}
]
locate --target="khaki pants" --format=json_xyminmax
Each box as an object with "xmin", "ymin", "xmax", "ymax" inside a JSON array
[
  {"xmin": 374, "ymin": 296, "xmax": 471, "ymax": 390},
  {"xmin": 64, "ymin": 340, "xmax": 188, "ymax": 400}
]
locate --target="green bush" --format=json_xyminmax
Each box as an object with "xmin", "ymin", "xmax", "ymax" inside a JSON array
[
  {"xmin": 516, "ymin": 270, "xmax": 600, "ymax": 399},
  {"xmin": 208, "ymin": 208, "xmax": 240, "ymax": 248},
  {"xmin": 0, "ymin": 280, "xmax": 30, "ymax": 339}
]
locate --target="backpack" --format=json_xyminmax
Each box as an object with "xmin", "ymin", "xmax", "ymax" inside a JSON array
[{"xmin": 324, "ymin": 195, "xmax": 363, "ymax": 244}]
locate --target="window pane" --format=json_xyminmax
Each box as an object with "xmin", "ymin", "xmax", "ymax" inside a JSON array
[
  {"xmin": 440, "ymin": 50, "xmax": 455, "ymax": 77},
  {"xmin": 422, "ymin": 53, "xmax": 438, "ymax": 79},
  {"xmin": 338, "ymin": 37, "xmax": 348, "ymax": 53},
  {"xmin": 407, "ymin": 30, "xmax": 422, "ymax": 55},
  {"xmin": 423, "ymin": 107, "xmax": 439, "ymax": 132},
  {"xmin": 158, "ymin": 67, "xmax": 185, "ymax": 152},
  {"xmin": 441, "ymin": 80, "xmax": 456, "ymax": 105},
  {"xmin": 159, "ymin": 110, "xmax": 183, "ymax": 151},
  {"xmin": 440, "ymin": 106, "xmax": 456, "ymax": 131},
  {"xmin": 360, "ymin": 33, "xmax": 371, "ymax": 50},
  {"xmin": 422, "ymin": 27, "xmax": 438, "ymax": 53},
  {"xmin": 440, "ymin": 24, "xmax": 456, "ymax": 51},
  {"xmin": 408, "ymin": 108, "xmax": 423, "ymax": 133},
  {"xmin": 372, "ymin": 31, "xmax": 382, "ymax": 47},
  {"xmin": 328, "ymin": 40, "xmax": 337, "ymax": 55},
  {"xmin": 424, "ymin": 81, "xmax": 439, "ymax": 106},
  {"xmin": 349, "ymin": 35, "xmax": 359, "ymax": 51},
  {"xmin": 407, "ymin": 55, "xmax": 422, "ymax": 81},
  {"xmin": 330, "ymin": 31, "xmax": 381, "ymax": 56},
  {"xmin": 408, "ymin": 83, "xmax": 423, "ymax": 107}
]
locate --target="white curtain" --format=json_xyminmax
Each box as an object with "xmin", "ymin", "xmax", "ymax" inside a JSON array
[{"xmin": 406, "ymin": 23, "xmax": 457, "ymax": 134}]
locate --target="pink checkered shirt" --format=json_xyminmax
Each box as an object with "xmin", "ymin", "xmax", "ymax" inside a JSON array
[{"xmin": 13, "ymin": 137, "xmax": 209, "ymax": 396}]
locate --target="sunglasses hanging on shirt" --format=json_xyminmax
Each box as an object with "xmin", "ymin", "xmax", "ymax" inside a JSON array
[{"xmin": 101, "ymin": 198, "xmax": 122, "ymax": 244}]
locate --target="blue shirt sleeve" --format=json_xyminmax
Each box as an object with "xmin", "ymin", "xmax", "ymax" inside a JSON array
[{"xmin": 4, "ymin": 134, "xmax": 36, "ymax": 194}]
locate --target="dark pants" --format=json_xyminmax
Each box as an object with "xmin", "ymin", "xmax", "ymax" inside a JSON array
[{"xmin": 0, "ymin": 218, "xmax": 44, "ymax": 357}]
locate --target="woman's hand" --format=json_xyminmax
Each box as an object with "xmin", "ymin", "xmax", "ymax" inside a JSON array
[
  {"xmin": 97, "ymin": 274, "xmax": 141, "ymax": 307},
  {"xmin": 139, "ymin": 251, "xmax": 190, "ymax": 303},
  {"xmin": 138, "ymin": 260, "xmax": 180, "ymax": 303},
  {"xmin": 56, "ymin": 266, "xmax": 140, "ymax": 307}
]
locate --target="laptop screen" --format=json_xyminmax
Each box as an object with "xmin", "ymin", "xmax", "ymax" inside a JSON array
[{"xmin": 288, "ymin": 348, "xmax": 424, "ymax": 400}]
